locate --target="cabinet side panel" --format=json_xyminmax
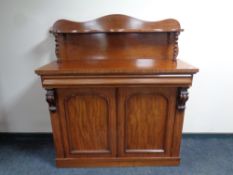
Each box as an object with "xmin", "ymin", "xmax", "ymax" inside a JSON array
[
  {"xmin": 171, "ymin": 110, "xmax": 185, "ymax": 156},
  {"xmin": 49, "ymin": 105, "xmax": 65, "ymax": 158}
]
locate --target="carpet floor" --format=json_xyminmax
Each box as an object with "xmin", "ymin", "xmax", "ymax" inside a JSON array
[{"xmin": 0, "ymin": 134, "xmax": 232, "ymax": 175}]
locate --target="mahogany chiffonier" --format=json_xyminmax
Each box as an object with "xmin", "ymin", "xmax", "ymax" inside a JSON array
[{"xmin": 35, "ymin": 14, "xmax": 198, "ymax": 167}]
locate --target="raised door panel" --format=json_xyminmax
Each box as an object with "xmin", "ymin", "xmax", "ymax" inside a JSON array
[
  {"xmin": 58, "ymin": 88, "xmax": 116, "ymax": 157},
  {"xmin": 118, "ymin": 87, "xmax": 176, "ymax": 157}
]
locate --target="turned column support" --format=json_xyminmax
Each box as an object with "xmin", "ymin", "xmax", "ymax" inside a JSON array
[
  {"xmin": 46, "ymin": 89, "xmax": 57, "ymax": 112},
  {"xmin": 173, "ymin": 32, "xmax": 180, "ymax": 61},
  {"xmin": 177, "ymin": 87, "xmax": 189, "ymax": 111}
]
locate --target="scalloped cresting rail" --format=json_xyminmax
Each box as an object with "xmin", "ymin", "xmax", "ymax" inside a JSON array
[{"xmin": 50, "ymin": 14, "xmax": 183, "ymax": 33}]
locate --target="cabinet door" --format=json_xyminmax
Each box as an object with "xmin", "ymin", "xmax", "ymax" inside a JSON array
[
  {"xmin": 118, "ymin": 87, "xmax": 176, "ymax": 157},
  {"xmin": 58, "ymin": 88, "xmax": 116, "ymax": 157}
]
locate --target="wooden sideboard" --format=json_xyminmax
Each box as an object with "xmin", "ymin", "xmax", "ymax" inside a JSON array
[{"xmin": 35, "ymin": 14, "xmax": 198, "ymax": 167}]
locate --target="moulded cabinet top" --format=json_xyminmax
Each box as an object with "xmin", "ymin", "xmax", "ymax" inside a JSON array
[
  {"xmin": 35, "ymin": 58, "xmax": 198, "ymax": 76},
  {"xmin": 50, "ymin": 14, "xmax": 183, "ymax": 34}
]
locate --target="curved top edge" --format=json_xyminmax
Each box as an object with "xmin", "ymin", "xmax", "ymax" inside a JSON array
[{"xmin": 50, "ymin": 14, "xmax": 182, "ymax": 33}]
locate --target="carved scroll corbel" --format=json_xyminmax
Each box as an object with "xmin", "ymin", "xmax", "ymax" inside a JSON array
[
  {"xmin": 177, "ymin": 87, "xmax": 189, "ymax": 111},
  {"xmin": 46, "ymin": 89, "xmax": 56, "ymax": 112}
]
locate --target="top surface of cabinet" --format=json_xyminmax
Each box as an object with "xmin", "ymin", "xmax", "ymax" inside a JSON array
[{"xmin": 35, "ymin": 59, "xmax": 198, "ymax": 75}]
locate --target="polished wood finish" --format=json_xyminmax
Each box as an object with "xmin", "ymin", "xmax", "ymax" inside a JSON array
[
  {"xmin": 35, "ymin": 14, "xmax": 198, "ymax": 167},
  {"xmin": 56, "ymin": 157, "xmax": 180, "ymax": 167},
  {"xmin": 49, "ymin": 14, "xmax": 183, "ymax": 61},
  {"xmin": 55, "ymin": 33, "xmax": 176, "ymax": 61},
  {"xmin": 58, "ymin": 88, "xmax": 116, "ymax": 157},
  {"xmin": 50, "ymin": 14, "xmax": 182, "ymax": 33},
  {"xmin": 42, "ymin": 77, "xmax": 193, "ymax": 88},
  {"xmin": 118, "ymin": 87, "xmax": 176, "ymax": 157},
  {"xmin": 35, "ymin": 59, "xmax": 198, "ymax": 75}
]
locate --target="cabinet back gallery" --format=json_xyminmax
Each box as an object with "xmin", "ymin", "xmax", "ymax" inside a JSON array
[{"xmin": 35, "ymin": 14, "xmax": 198, "ymax": 167}]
